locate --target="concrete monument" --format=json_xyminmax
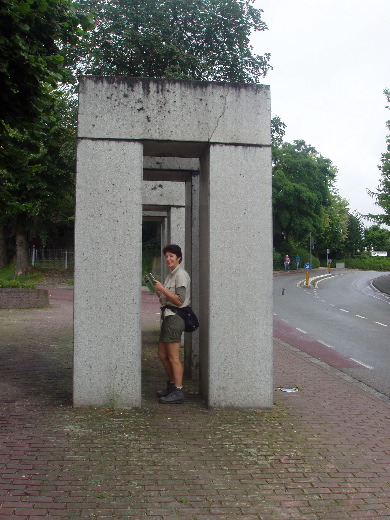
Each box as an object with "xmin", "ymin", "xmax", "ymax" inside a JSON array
[{"xmin": 74, "ymin": 77, "xmax": 273, "ymax": 409}]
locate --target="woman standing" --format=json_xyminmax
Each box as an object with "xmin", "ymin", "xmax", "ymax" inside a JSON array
[{"xmin": 152, "ymin": 244, "xmax": 190, "ymax": 404}]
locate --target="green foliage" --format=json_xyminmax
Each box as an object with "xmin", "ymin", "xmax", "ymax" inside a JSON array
[
  {"xmin": 273, "ymin": 250, "xmax": 282, "ymax": 270},
  {"xmin": 315, "ymin": 192, "xmax": 350, "ymax": 257},
  {"xmin": 363, "ymin": 225, "xmax": 390, "ymax": 251},
  {"xmin": 0, "ymin": 279, "xmax": 36, "ymax": 289},
  {"xmin": 69, "ymin": 0, "xmax": 270, "ymax": 83},
  {"xmin": 345, "ymin": 256, "xmax": 390, "ymax": 271},
  {"xmin": 343, "ymin": 212, "xmax": 365, "ymax": 257},
  {"xmin": 0, "ymin": 263, "xmax": 42, "ymax": 287},
  {"xmin": 272, "ymin": 140, "xmax": 337, "ymax": 249},
  {"xmin": 0, "ymin": 0, "xmax": 92, "ymax": 128},
  {"xmin": 273, "ymin": 246, "xmax": 320, "ymax": 271},
  {"xmin": 271, "ymin": 116, "xmax": 286, "ymax": 147},
  {"xmin": 367, "ymin": 88, "xmax": 390, "ymax": 225},
  {"xmin": 142, "ymin": 222, "xmax": 160, "ymax": 256},
  {"xmin": 0, "ymin": 106, "xmax": 75, "ymax": 217},
  {"xmin": 0, "ymin": 90, "xmax": 77, "ymax": 271},
  {"xmin": 142, "ymin": 252, "xmax": 155, "ymax": 281},
  {"xmin": 0, "ymin": 0, "xmax": 90, "ymax": 271}
]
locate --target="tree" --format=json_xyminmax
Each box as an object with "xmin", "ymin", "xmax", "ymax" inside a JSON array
[
  {"xmin": 364, "ymin": 225, "xmax": 390, "ymax": 252},
  {"xmin": 0, "ymin": 91, "xmax": 78, "ymax": 273},
  {"xmin": 316, "ymin": 191, "xmax": 349, "ymax": 257},
  {"xmin": 0, "ymin": 0, "xmax": 91, "ymax": 272},
  {"xmin": 271, "ymin": 116, "xmax": 287, "ymax": 148},
  {"xmin": 66, "ymin": 0, "xmax": 271, "ymax": 83},
  {"xmin": 343, "ymin": 212, "xmax": 364, "ymax": 256},
  {"xmin": 367, "ymin": 88, "xmax": 390, "ymax": 225},
  {"xmin": 272, "ymin": 140, "xmax": 337, "ymax": 249},
  {"xmin": 0, "ymin": 0, "xmax": 92, "ymax": 130}
]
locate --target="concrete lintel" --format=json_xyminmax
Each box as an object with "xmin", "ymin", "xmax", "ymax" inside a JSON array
[
  {"xmin": 78, "ymin": 77, "xmax": 271, "ymax": 147},
  {"xmin": 143, "ymin": 170, "xmax": 192, "ymax": 182},
  {"xmin": 142, "ymin": 211, "xmax": 168, "ymax": 218},
  {"xmin": 143, "ymin": 181, "xmax": 185, "ymax": 206},
  {"xmin": 143, "ymin": 157, "xmax": 200, "ymax": 182},
  {"xmin": 144, "ymin": 157, "xmax": 199, "ymax": 171}
]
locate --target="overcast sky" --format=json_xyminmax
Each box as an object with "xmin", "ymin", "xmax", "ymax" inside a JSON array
[{"xmin": 251, "ymin": 0, "xmax": 389, "ymax": 227}]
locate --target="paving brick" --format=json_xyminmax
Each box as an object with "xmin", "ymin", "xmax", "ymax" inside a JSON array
[{"xmin": 0, "ymin": 287, "xmax": 389, "ymax": 519}]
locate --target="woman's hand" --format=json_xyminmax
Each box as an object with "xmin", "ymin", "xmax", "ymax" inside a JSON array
[
  {"xmin": 153, "ymin": 280, "xmax": 164, "ymax": 293},
  {"xmin": 153, "ymin": 280, "xmax": 182, "ymax": 307}
]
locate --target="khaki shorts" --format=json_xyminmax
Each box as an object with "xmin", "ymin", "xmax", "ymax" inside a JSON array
[{"xmin": 159, "ymin": 314, "xmax": 185, "ymax": 343}]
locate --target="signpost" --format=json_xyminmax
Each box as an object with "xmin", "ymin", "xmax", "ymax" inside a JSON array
[{"xmin": 305, "ymin": 263, "xmax": 311, "ymax": 285}]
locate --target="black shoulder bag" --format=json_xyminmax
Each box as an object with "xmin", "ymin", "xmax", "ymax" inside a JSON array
[{"xmin": 162, "ymin": 305, "xmax": 199, "ymax": 333}]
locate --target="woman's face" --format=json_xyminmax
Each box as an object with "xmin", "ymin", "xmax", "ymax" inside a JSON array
[{"xmin": 165, "ymin": 252, "xmax": 181, "ymax": 271}]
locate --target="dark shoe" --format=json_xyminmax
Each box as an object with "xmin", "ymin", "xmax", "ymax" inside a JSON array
[
  {"xmin": 159, "ymin": 388, "xmax": 185, "ymax": 404},
  {"xmin": 156, "ymin": 381, "xmax": 175, "ymax": 398}
]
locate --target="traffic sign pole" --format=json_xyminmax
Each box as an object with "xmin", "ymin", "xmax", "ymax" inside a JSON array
[{"xmin": 304, "ymin": 263, "xmax": 311, "ymax": 286}]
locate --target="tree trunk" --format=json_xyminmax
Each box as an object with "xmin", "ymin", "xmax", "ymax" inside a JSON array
[
  {"xmin": 0, "ymin": 228, "xmax": 8, "ymax": 269},
  {"xmin": 15, "ymin": 225, "xmax": 30, "ymax": 275}
]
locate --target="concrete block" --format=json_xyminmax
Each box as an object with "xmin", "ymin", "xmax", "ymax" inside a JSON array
[
  {"xmin": 199, "ymin": 144, "xmax": 273, "ymax": 408},
  {"xmin": 142, "ymin": 181, "xmax": 185, "ymax": 208},
  {"xmin": 78, "ymin": 77, "xmax": 271, "ymax": 153},
  {"xmin": 74, "ymin": 139, "xmax": 143, "ymax": 408}
]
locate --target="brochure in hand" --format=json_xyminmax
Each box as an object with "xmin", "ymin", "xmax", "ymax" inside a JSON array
[{"xmin": 143, "ymin": 273, "xmax": 156, "ymax": 293}]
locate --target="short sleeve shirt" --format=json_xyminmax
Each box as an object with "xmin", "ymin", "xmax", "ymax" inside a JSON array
[{"xmin": 159, "ymin": 265, "xmax": 191, "ymax": 318}]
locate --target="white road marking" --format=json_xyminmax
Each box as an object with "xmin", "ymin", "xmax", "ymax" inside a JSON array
[
  {"xmin": 375, "ymin": 321, "xmax": 388, "ymax": 327},
  {"xmin": 296, "ymin": 328, "xmax": 307, "ymax": 334},
  {"xmin": 319, "ymin": 341, "xmax": 335, "ymax": 349},
  {"xmin": 340, "ymin": 308, "xmax": 349, "ymax": 313},
  {"xmin": 350, "ymin": 358, "xmax": 374, "ymax": 369},
  {"xmin": 356, "ymin": 315, "xmax": 367, "ymax": 319}
]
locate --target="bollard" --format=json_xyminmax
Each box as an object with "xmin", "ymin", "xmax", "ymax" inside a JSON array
[{"xmin": 305, "ymin": 270, "xmax": 310, "ymax": 286}]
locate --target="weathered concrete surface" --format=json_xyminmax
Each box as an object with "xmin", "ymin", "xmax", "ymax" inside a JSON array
[
  {"xmin": 143, "ymin": 157, "xmax": 199, "ymax": 182},
  {"xmin": 142, "ymin": 180, "xmax": 185, "ymax": 208},
  {"xmin": 76, "ymin": 77, "xmax": 272, "ymax": 409},
  {"xmin": 199, "ymin": 144, "xmax": 273, "ymax": 408},
  {"xmin": 0, "ymin": 287, "xmax": 389, "ymax": 519},
  {"xmin": 78, "ymin": 77, "xmax": 271, "ymax": 154},
  {"xmin": 74, "ymin": 139, "xmax": 143, "ymax": 408}
]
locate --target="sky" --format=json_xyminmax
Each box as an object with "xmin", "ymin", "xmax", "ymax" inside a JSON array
[{"xmin": 251, "ymin": 0, "xmax": 389, "ymax": 227}]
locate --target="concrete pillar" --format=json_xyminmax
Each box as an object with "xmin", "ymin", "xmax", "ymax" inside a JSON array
[
  {"xmin": 184, "ymin": 174, "xmax": 200, "ymax": 380},
  {"xmin": 74, "ymin": 139, "xmax": 143, "ymax": 408},
  {"xmin": 199, "ymin": 144, "xmax": 273, "ymax": 408}
]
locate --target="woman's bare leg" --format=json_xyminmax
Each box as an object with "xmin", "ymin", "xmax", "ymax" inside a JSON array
[
  {"xmin": 157, "ymin": 341, "xmax": 174, "ymax": 382},
  {"xmin": 166, "ymin": 342, "xmax": 183, "ymax": 388}
]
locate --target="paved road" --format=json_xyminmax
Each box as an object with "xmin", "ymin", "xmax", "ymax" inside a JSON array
[{"xmin": 273, "ymin": 269, "xmax": 390, "ymax": 397}]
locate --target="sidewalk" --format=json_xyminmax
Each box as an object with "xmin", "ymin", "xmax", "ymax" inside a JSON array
[{"xmin": 0, "ymin": 287, "xmax": 389, "ymax": 520}]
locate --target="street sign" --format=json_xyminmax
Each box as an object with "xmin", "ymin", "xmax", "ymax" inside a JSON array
[{"xmin": 305, "ymin": 263, "xmax": 311, "ymax": 270}]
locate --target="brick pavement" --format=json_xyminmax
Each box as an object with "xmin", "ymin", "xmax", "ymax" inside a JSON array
[{"xmin": 0, "ymin": 287, "xmax": 389, "ymax": 520}]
